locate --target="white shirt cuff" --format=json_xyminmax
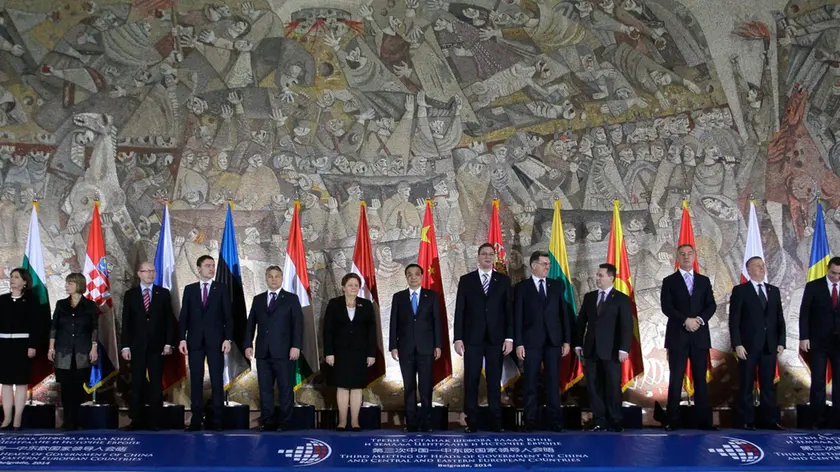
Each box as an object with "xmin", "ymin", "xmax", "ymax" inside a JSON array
[
  {"xmin": 121, "ymin": 347, "xmax": 130, "ymax": 351},
  {"xmin": 504, "ymin": 338, "xmax": 513, "ymax": 343},
  {"xmin": 697, "ymin": 317, "xmax": 705, "ymax": 326},
  {"xmin": 619, "ymin": 350, "xmax": 628, "ymax": 355}
]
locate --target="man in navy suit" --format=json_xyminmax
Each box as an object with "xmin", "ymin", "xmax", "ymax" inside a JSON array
[
  {"xmin": 178, "ymin": 255, "xmax": 233, "ymax": 431},
  {"xmin": 454, "ymin": 243, "xmax": 513, "ymax": 433},
  {"xmin": 389, "ymin": 264, "xmax": 442, "ymax": 432},
  {"xmin": 244, "ymin": 266, "xmax": 303, "ymax": 432},
  {"xmin": 514, "ymin": 251, "xmax": 572, "ymax": 432}
]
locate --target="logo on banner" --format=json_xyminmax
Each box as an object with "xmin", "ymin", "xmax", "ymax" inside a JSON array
[
  {"xmin": 708, "ymin": 437, "xmax": 764, "ymax": 465},
  {"xmin": 278, "ymin": 438, "xmax": 332, "ymax": 466}
]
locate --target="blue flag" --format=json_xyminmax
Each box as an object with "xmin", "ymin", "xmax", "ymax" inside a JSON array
[{"xmin": 216, "ymin": 203, "xmax": 250, "ymax": 388}]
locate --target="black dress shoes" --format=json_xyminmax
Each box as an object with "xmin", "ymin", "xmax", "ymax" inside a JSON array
[
  {"xmin": 464, "ymin": 426, "xmax": 477, "ymax": 433},
  {"xmin": 742, "ymin": 423, "xmax": 756, "ymax": 430},
  {"xmin": 185, "ymin": 424, "xmax": 201, "ymax": 432},
  {"xmin": 767, "ymin": 423, "xmax": 784, "ymax": 431},
  {"xmin": 610, "ymin": 425, "xmax": 624, "ymax": 433},
  {"xmin": 520, "ymin": 424, "xmax": 535, "ymax": 433},
  {"xmin": 259, "ymin": 424, "xmax": 275, "ymax": 432},
  {"xmin": 123, "ymin": 423, "xmax": 137, "ymax": 432},
  {"xmin": 588, "ymin": 425, "xmax": 606, "ymax": 432},
  {"xmin": 403, "ymin": 426, "xmax": 418, "ymax": 433},
  {"xmin": 335, "ymin": 426, "xmax": 346, "ymax": 432},
  {"xmin": 351, "ymin": 426, "xmax": 361, "ymax": 432},
  {"xmin": 699, "ymin": 424, "xmax": 719, "ymax": 431},
  {"xmin": 664, "ymin": 425, "xmax": 677, "ymax": 432},
  {"xmin": 550, "ymin": 425, "xmax": 565, "ymax": 433}
]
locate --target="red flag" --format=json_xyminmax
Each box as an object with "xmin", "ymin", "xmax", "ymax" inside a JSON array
[
  {"xmin": 351, "ymin": 202, "xmax": 386, "ymax": 385},
  {"xmin": 487, "ymin": 200, "xmax": 519, "ymax": 388},
  {"xmin": 675, "ymin": 201, "xmax": 713, "ymax": 396},
  {"xmin": 419, "ymin": 201, "xmax": 452, "ymax": 385},
  {"xmin": 607, "ymin": 201, "xmax": 644, "ymax": 390}
]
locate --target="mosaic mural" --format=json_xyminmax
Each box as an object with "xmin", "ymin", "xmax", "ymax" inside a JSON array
[{"xmin": 0, "ymin": 0, "xmax": 835, "ymax": 412}]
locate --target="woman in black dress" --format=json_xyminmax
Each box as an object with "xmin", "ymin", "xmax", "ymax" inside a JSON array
[
  {"xmin": 323, "ymin": 273, "xmax": 376, "ymax": 431},
  {"xmin": 0, "ymin": 268, "xmax": 38, "ymax": 430},
  {"xmin": 48, "ymin": 272, "xmax": 98, "ymax": 431}
]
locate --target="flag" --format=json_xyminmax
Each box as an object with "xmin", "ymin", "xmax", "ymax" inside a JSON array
[
  {"xmin": 350, "ymin": 202, "xmax": 386, "ymax": 385},
  {"xmin": 83, "ymin": 202, "xmax": 119, "ymax": 393},
  {"xmin": 740, "ymin": 201, "xmax": 780, "ymax": 387},
  {"xmin": 155, "ymin": 204, "xmax": 186, "ymax": 392},
  {"xmin": 418, "ymin": 201, "xmax": 452, "ymax": 385},
  {"xmin": 548, "ymin": 201, "xmax": 583, "ymax": 392},
  {"xmin": 22, "ymin": 202, "xmax": 52, "ymax": 390},
  {"xmin": 802, "ymin": 202, "xmax": 832, "ymax": 386},
  {"xmin": 607, "ymin": 200, "xmax": 644, "ymax": 391},
  {"xmin": 282, "ymin": 201, "xmax": 320, "ymax": 389},
  {"xmin": 216, "ymin": 203, "xmax": 250, "ymax": 389},
  {"xmin": 487, "ymin": 200, "xmax": 520, "ymax": 389},
  {"xmin": 675, "ymin": 200, "xmax": 712, "ymax": 396}
]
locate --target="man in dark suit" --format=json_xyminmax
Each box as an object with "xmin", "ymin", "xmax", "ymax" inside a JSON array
[
  {"xmin": 389, "ymin": 264, "xmax": 442, "ymax": 432},
  {"xmin": 730, "ymin": 256, "xmax": 785, "ymax": 430},
  {"xmin": 454, "ymin": 243, "xmax": 513, "ymax": 433},
  {"xmin": 120, "ymin": 261, "xmax": 176, "ymax": 431},
  {"xmin": 514, "ymin": 250, "xmax": 571, "ymax": 432},
  {"xmin": 800, "ymin": 256, "xmax": 840, "ymax": 429},
  {"xmin": 244, "ymin": 266, "xmax": 303, "ymax": 432},
  {"xmin": 574, "ymin": 263, "xmax": 632, "ymax": 432},
  {"xmin": 178, "ymin": 255, "xmax": 233, "ymax": 431},
  {"xmin": 660, "ymin": 244, "xmax": 717, "ymax": 431}
]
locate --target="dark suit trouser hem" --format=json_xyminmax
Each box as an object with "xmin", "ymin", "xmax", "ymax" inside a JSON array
[
  {"xmin": 399, "ymin": 351, "xmax": 433, "ymax": 428},
  {"xmin": 464, "ymin": 344, "xmax": 503, "ymax": 428},
  {"xmin": 129, "ymin": 348, "xmax": 164, "ymax": 426},
  {"xmin": 55, "ymin": 362, "xmax": 90, "ymax": 428},
  {"xmin": 738, "ymin": 351, "xmax": 777, "ymax": 425},
  {"xmin": 584, "ymin": 356, "xmax": 621, "ymax": 427},
  {"xmin": 523, "ymin": 344, "xmax": 562, "ymax": 427},
  {"xmin": 188, "ymin": 347, "xmax": 224, "ymax": 425},
  {"xmin": 667, "ymin": 344, "xmax": 711, "ymax": 424},
  {"xmin": 256, "ymin": 357, "xmax": 295, "ymax": 427},
  {"xmin": 809, "ymin": 342, "xmax": 840, "ymax": 424}
]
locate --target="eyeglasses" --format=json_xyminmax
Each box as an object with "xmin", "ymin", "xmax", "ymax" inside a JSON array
[{"xmin": 138, "ymin": 270, "xmax": 155, "ymax": 273}]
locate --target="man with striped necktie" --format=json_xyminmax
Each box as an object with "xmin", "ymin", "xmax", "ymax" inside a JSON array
[
  {"xmin": 120, "ymin": 261, "xmax": 176, "ymax": 431},
  {"xmin": 454, "ymin": 243, "xmax": 513, "ymax": 433}
]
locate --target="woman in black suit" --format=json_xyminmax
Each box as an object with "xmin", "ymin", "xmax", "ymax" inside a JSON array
[
  {"xmin": 48, "ymin": 272, "xmax": 99, "ymax": 431},
  {"xmin": 323, "ymin": 273, "xmax": 376, "ymax": 431},
  {"xmin": 0, "ymin": 268, "xmax": 39, "ymax": 430}
]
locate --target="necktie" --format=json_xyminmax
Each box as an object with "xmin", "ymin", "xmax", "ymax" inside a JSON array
[
  {"xmin": 538, "ymin": 279, "xmax": 546, "ymax": 300},
  {"xmin": 597, "ymin": 290, "xmax": 606, "ymax": 308},
  {"xmin": 202, "ymin": 282, "xmax": 209, "ymax": 308},
  {"xmin": 268, "ymin": 291, "xmax": 277, "ymax": 311},
  {"xmin": 833, "ymin": 283, "xmax": 838, "ymax": 309},
  {"xmin": 411, "ymin": 292, "xmax": 418, "ymax": 316},
  {"xmin": 684, "ymin": 271, "xmax": 693, "ymax": 296},
  {"xmin": 757, "ymin": 283, "xmax": 767, "ymax": 311},
  {"xmin": 143, "ymin": 288, "xmax": 150, "ymax": 312},
  {"xmin": 482, "ymin": 273, "xmax": 489, "ymax": 294}
]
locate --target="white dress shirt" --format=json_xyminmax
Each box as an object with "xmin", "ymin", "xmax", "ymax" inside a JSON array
[
  {"xmin": 347, "ymin": 306, "xmax": 356, "ymax": 321},
  {"xmin": 576, "ymin": 285, "xmax": 626, "ymax": 355},
  {"xmin": 267, "ymin": 289, "xmax": 281, "ymax": 307},
  {"xmin": 532, "ymin": 275, "xmax": 546, "ymax": 292}
]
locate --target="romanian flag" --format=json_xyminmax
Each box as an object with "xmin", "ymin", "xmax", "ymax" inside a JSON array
[
  {"xmin": 549, "ymin": 201, "xmax": 583, "ymax": 392},
  {"xmin": 802, "ymin": 202, "xmax": 832, "ymax": 386},
  {"xmin": 675, "ymin": 201, "xmax": 712, "ymax": 396},
  {"xmin": 607, "ymin": 200, "xmax": 644, "ymax": 391},
  {"xmin": 487, "ymin": 200, "xmax": 520, "ymax": 388},
  {"xmin": 418, "ymin": 201, "xmax": 452, "ymax": 385},
  {"xmin": 351, "ymin": 202, "xmax": 386, "ymax": 385}
]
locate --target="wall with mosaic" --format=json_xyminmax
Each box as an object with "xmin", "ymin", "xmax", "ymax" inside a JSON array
[{"xmin": 0, "ymin": 0, "xmax": 834, "ymax": 412}]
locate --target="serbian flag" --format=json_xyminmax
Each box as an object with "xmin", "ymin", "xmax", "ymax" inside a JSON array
[
  {"xmin": 487, "ymin": 200, "xmax": 520, "ymax": 388},
  {"xmin": 282, "ymin": 201, "xmax": 321, "ymax": 389},
  {"xmin": 741, "ymin": 201, "xmax": 781, "ymax": 387},
  {"xmin": 675, "ymin": 201, "xmax": 713, "ymax": 396},
  {"xmin": 351, "ymin": 202, "xmax": 386, "ymax": 385},
  {"xmin": 418, "ymin": 200, "xmax": 452, "ymax": 385},
  {"xmin": 607, "ymin": 200, "xmax": 644, "ymax": 391},
  {"xmin": 802, "ymin": 202, "xmax": 832, "ymax": 386},
  {"xmin": 216, "ymin": 203, "xmax": 250, "ymax": 388},
  {"xmin": 154, "ymin": 204, "xmax": 186, "ymax": 392},
  {"xmin": 549, "ymin": 201, "xmax": 584, "ymax": 391},
  {"xmin": 84, "ymin": 202, "xmax": 119, "ymax": 393},
  {"xmin": 22, "ymin": 202, "xmax": 52, "ymax": 390}
]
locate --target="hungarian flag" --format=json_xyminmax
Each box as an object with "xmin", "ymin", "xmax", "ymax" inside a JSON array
[
  {"xmin": 548, "ymin": 201, "xmax": 583, "ymax": 392},
  {"xmin": 607, "ymin": 200, "xmax": 644, "ymax": 391},
  {"xmin": 84, "ymin": 202, "xmax": 119, "ymax": 393},
  {"xmin": 741, "ymin": 201, "xmax": 780, "ymax": 387},
  {"xmin": 154, "ymin": 204, "xmax": 186, "ymax": 392},
  {"xmin": 282, "ymin": 201, "xmax": 320, "ymax": 389},
  {"xmin": 675, "ymin": 201, "xmax": 712, "ymax": 396},
  {"xmin": 418, "ymin": 200, "xmax": 452, "ymax": 385},
  {"xmin": 351, "ymin": 202, "xmax": 386, "ymax": 385},
  {"xmin": 802, "ymin": 202, "xmax": 832, "ymax": 386},
  {"xmin": 216, "ymin": 203, "xmax": 250, "ymax": 389},
  {"xmin": 487, "ymin": 199, "xmax": 520, "ymax": 389},
  {"xmin": 22, "ymin": 202, "xmax": 52, "ymax": 390}
]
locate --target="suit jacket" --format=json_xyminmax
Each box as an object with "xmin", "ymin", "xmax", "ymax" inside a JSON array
[
  {"xmin": 660, "ymin": 271, "xmax": 716, "ymax": 350},
  {"xmin": 729, "ymin": 281, "xmax": 785, "ymax": 353},
  {"xmin": 244, "ymin": 289, "xmax": 303, "ymax": 359},
  {"xmin": 388, "ymin": 288, "xmax": 441, "ymax": 355},
  {"xmin": 454, "ymin": 270, "xmax": 513, "ymax": 346},
  {"xmin": 179, "ymin": 281, "xmax": 233, "ymax": 350},
  {"xmin": 799, "ymin": 279, "xmax": 840, "ymax": 350},
  {"xmin": 50, "ymin": 297, "xmax": 98, "ymax": 370},
  {"xmin": 120, "ymin": 285, "xmax": 175, "ymax": 354},
  {"xmin": 574, "ymin": 289, "xmax": 632, "ymax": 361},
  {"xmin": 513, "ymin": 277, "xmax": 571, "ymax": 348},
  {"xmin": 323, "ymin": 297, "xmax": 376, "ymax": 357}
]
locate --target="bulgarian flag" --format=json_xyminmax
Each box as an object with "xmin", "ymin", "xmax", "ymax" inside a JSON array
[
  {"xmin": 549, "ymin": 201, "xmax": 583, "ymax": 392},
  {"xmin": 607, "ymin": 200, "xmax": 644, "ymax": 391},
  {"xmin": 22, "ymin": 202, "xmax": 52, "ymax": 390},
  {"xmin": 418, "ymin": 200, "xmax": 452, "ymax": 385},
  {"xmin": 351, "ymin": 202, "xmax": 386, "ymax": 385},
  {"xmin": 487, "ymin": 200, "xmax": 520, "ymax": 388},
  {"xmin": 675, "ymin": 201, "xmax": 713, "ymax": 396}
]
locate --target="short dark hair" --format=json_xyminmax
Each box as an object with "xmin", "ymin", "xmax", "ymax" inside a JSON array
[
  {"xmin": 745, "ymin": 256, "xmax": 763, "ymax": 269},
  {"xmin": 829, "ymin": 256, "xmax": 840, "ymax": 269},
  {"xmin": 10, "ymin": 267, "xmax": 32, "ymax": 293},
  {"xmin": 65, "ymin": 272, "xmax": 87, "ymax": 294},
  {"xmin": 405, "ymin": 264, "xmax": 423, "ymax": 276},
  {"xmin": 341, "ymin": 273, "xmax": 362, "ymax": 287},
  {"xmin": 265, "ymin": 265, "xmax": 282, "ymax": 275},
  {"xmin": 598, "ymin": 263, "xmax": 617, "ymax": 279},
  {"xmin": 478, "ymin": 243, "xmax": 495, "ymax": 255},
  {"xmin": 529, "ymin": 250, "xmax": 550, "ymax": 265},
  {"xmin": 196, "ymin": 255, "xmax": 214, "ymax": 268},
  {"xmin": 677, "ymin": 243, "xmax": 695, "ymax": 252}
]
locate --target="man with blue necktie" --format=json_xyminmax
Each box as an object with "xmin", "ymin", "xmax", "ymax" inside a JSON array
[{"xmin": 389, "ymin": 264, "xmax": 442, "ymax": 432}]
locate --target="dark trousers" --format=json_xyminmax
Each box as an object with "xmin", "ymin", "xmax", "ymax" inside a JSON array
[
  {"xmin": 55, "ymin": 359, "xmax": 90, "ymax": 429},
  {"xmin": 523, "ymin": 343, "xmax": 562, "ymax": 428},
  {"xmin": 809, "ymin": 340, "xmax": 840, "ymax": 427},
  {"xmin": 584, "ymin": 356, "xmax": 621, "ymax": 427},
  {"xmin": 464, "ymin": 344, "xmax": 502, "ymax": 429},
  {"xmin": 256, "ymin": 357, "xmax": 295, "ymax": 428},
  {"xmin": 399, "ymin": 349, "xmax": 433, "ymax": 429},
  {"xmin": 738, "ymin": 350, "xmax": 777, "ymax": 425},
  {"xmin": 667, "ymin": 344, "xmax": 711, "ymax": 425},
  {"xmin": 129, "ymin": 347, "xmax": 164, "ymax": 428},
  {"xmin": 188, "ymin": 347, "xmax": 224, "ymax": 426}
]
